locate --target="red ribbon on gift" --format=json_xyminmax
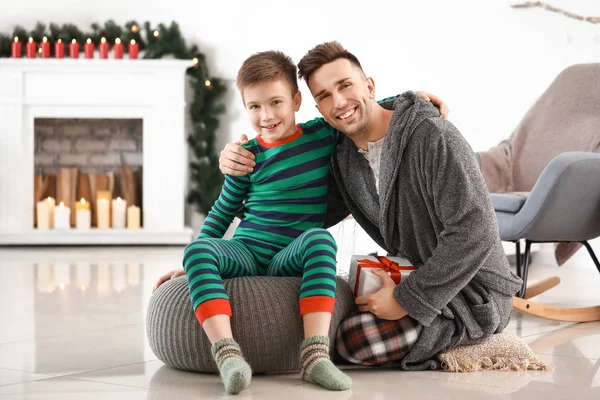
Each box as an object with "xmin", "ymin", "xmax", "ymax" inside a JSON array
[{"xmin": 353, "ymin": 256, "xmax": 416, "ymax": 296}]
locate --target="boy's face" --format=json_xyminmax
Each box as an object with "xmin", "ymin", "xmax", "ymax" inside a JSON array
[
  {"xmin": 242, "ymin": 80, "xmax": 302, "ymax": 143},
  {"xmin": 308, "ymin": 58, "xmax": 375, "ymax": 139}
]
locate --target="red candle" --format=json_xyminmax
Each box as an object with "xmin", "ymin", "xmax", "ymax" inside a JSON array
[
  {"xmin": 11, "ymin": 37, "xmax": 22, "ymax": 58},
  {"xmin": 41, "ymin": 37, "xmax": 51, "ymax": 58},
  {"xmin": 99, "ymin": 37, "xmax": 109, "ymax": 59},
  {"xmin": 69, "ymin": 39, "xmax": 79, "ymax": 58},
  {"xmin": 26, "ymin": 37, "xmax": 37, "ymax": 58},
  {"xmin": 54, "ymin": 39, "xmax": 65, "ymax": 58},
  {"xmin": 113, "ymin": 38, "xmax": 124, "ymax": 59},
  {"xmin": 128, "ymin": 39, "xmax": 138, "ymax": 59},
  {"xmin": 84, "ymin": 38, "xmax": 94, "ymax": 59}
]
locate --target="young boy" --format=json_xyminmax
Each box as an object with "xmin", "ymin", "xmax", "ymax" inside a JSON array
[{"xmin": 182, "ymin": 51, "xmax": 351, "ymax": 394}]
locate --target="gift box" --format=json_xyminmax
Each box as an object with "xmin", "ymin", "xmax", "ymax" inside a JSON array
[{"xmin": 348, "ymin": 255, "xmax": 416, "ymax": 297}]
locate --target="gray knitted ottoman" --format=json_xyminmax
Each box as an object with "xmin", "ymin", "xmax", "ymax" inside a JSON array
[{"xmin": 147, "ymin": 275, "xmax": 355, "ymax": 374}]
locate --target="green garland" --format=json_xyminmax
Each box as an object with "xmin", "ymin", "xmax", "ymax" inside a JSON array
[{"xmin": 0, "ymin": 20, "xmax": 226, "ymax": 215}]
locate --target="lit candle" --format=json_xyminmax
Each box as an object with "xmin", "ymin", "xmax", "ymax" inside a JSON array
[
  {"xmin": 128, "ymin": 39, "xmax": 138, "ymax": 59},
  {"xmin": 69, "ymin": 39, "xmax": 79, "ymax": 58},
  {"xmin": 96, "ymin": 198, "xmax": 110, "ymax": 229},
  {"xmin": 36, "ymin": 197, "xmax": 55, "ymax": 230},
  {"xmin": 99, "ymin": 37, "xmax": 108, "ymax": 59},
  {"xmin": 76, "ymin": 198, "xmax": 91, "ymax": 229},
  {"xmin": 11, "ymin": 37, "xmax": 22, "ymax": 58},
  {"xmin": 55, "ymin": 39, "xmax": 65, "ymax": 58},
  {"xmin": 112, "ymin": 197, "xmax": 127, "ymax": 229},
  {"xmin": 41, "ymin": 36, "xmax": 50, "ymax": 58},
  {"xmin": 26, "ymin": 37, "xmax": 36, "ymax": 58},
  {"xmin": 84, "ymin": 38, "xmax": 94, "ymax": 59},
  {"xmin": 113, "ymin": 38, "xmax": 124, "ymax": 59},
  {"xmin": 53, "ymin": 201, "xmax": 71, "ymax": 230},
  {"xmin": 127, "ymin": 205, "xmax": 141, "ymax": 229}
]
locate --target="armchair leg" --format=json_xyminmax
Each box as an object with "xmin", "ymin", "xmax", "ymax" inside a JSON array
[
  {"xmin": 581, "ymin": 241, "xmax": 600, "ymax": 275},
  {"xmin": 518, "ymin": 240, "xmax": 532, "ymax": 298},
  {"xmin": 515, "ymin": 240, "xmax": 522, "ymax": 278},
  {"xmin": 511, "ymin": 240, "xmax": 600, "ymax": 322}
]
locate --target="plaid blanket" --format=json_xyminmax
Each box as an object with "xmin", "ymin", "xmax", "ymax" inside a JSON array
[{"xmin": 336, "ymin": 312, "xmax": 422, "ymax": 366}]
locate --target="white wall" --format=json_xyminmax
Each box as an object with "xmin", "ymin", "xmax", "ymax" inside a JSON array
[{"xmin": 2, "ymin": 0, "xmax": 599, "ymax": 153}]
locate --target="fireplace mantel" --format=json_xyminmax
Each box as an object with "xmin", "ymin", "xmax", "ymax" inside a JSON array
[{"xmin": 0, "ymin": 59, "xmax": 195, "ymax": 245}]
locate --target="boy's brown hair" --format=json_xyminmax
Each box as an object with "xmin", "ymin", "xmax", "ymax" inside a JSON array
[
  {"xmin": 298, "ymin": 41, "xmax": 364, "ymax": 86},
  {"xmin": 236, "ymin": 51, "xmax": 299, "ymax": 95}
]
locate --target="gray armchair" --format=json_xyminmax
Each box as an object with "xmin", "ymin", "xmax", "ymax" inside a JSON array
[{"xmin": 478, "ymin": 63, "xmax": 600, "ymax": 322}]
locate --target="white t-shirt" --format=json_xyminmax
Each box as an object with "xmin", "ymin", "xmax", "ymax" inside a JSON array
[{"xmin": 357, "ymin": 137, "xmax": 385, "ymax": 194}]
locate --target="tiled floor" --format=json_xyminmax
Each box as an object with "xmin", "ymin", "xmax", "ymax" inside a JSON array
[{"xmin": 1, "ymin": 243, "xmax": 599, "ymax": 399}]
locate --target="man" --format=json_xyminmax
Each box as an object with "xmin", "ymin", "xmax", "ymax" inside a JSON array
[{"xmin": 215, "ymin": 41, "xmax": 523, "ymax": 370}]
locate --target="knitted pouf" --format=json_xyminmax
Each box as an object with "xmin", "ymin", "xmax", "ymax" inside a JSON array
[{"xmin": 147, "ymin": 275, "xmax": 355, "ymax": 374}]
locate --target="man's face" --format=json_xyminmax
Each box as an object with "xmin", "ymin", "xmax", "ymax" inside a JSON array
[
  {"xmin": 308, "ymin": 58, "xmax": 375, "ymax": 138},
  {"xmin": 242, "ymin": 79, "xmax": 301, "ymax": 143}
]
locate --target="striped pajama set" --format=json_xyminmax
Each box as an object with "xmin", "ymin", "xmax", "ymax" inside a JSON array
[{"xmin": 183, "ymin": 119, "xmax": 340, "ymax": 324}]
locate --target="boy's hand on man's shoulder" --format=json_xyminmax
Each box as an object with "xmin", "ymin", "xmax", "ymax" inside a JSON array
[{"xmin": 415, "ymin": 91, "xmax": 449, "ymax": 119}]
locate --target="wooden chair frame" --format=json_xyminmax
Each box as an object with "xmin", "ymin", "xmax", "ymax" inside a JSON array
[{"xmin": 512, "ymin": 240, "xmax": 600, "ymax": 322}]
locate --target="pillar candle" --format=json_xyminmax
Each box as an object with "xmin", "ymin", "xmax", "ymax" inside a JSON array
[
  {"xmin": 55, "ymin": 39, "xmax": 65, "ymax": 58},
  {"xmin": 11, "ymin": 37, "xmax": 21, "ymax": 58},
  {"xmin": 36, "ymin": 197, "xmax": 55, "ymax": 230},
  {"xmin": 97, "ymin": 198, "xmax": 110, "ymax": 229},
  {"xmin": 127, "ymin": 205, "xmax": 141, "ymax": 229},
  {"xmin": 76, "ymin": 198, "xmax": 91, "ymax": 229},
  {"xmin": 113, "ymin": 38, "xmax": 124, "ymax": 59},
  {"xmin": 112, "ymin": 197, "xmax": 127, "ymax": 229},
  {"xmin": 40, "ymin": 36, "xmax": 50, "ymax": 58},
  {"xmin": 26, "ymin": 37, "xmax": 36, "ymax": 58},
  {"xmin": 99, "ymin": 37, "xmax": 108, "ymax": 59},
  {"xmin": 84, "ymin": 38, "xmax": 94, "ymax": 59},
  {"xmin": 69, "ymin": 39, "xmax": 79, "ymax": 58},
  {"xmin": 53, "ymin": 201, "xmax": 71, "ymax": 230},
  {"xmin": 128, "ymin": 39, "xmax": 138, "ymax": 59}
]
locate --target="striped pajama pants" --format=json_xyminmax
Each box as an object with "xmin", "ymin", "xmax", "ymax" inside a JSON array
[{"xmin": 183, "ymin": 227, "xmax": 338, "ymax": 324}]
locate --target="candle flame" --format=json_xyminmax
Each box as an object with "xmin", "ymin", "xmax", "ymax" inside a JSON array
[
  {"xmin": 60, "ymin": 283, "xmax": 65, "ymax": 290},
  {"xmin": 72, "ymin": 39, "xmax": 77, "ymax": 44},
  {"xmin": 80, "ymin": 198, "xmax": 86, "ymax": 205},
  {"xmin": 101, "ymin": 37, "xmax": 106, "ymax": 44},
  {"xmin": 205, "ymin": 80, "xmax": 211, "ymax": 87},
  {"xmin": 115, "ymin": 38, "xmax": 121, "ymax": 44},
  {"xmin": 47, "ymin": 197, "xmax": 52, "ymax": 202},
  {"xmin": 28, "ymin": 37, "xmax": 33, "ymax": 43},
  {"xmin": 81, "ymin": 285, "xmax": 87, "ymax": 291},
  {"xmin": 42, "ymin": 36, "xmax": 48, "ymax": 43},
  {"xmin": 57, "ymin": 39, "xmax": 62, "ymax": 44},
  {"xmin": 153, "ymin": 30, "xmax": 160, "ymax": 37},
  {"xmin": 117, "ymin": 197, "xmax": 122, "ymax": 201},
  {"xmin": 59, "ymin": 201, "xmax": 65, "ymax": 208},
  {"xmin": 193, "ymin": 57, "xmax": 199, "ymax": 65},
  {"xmin": 14, "ymin": 36, "xmax": 18, "ymax": 42},
  {"xmin": 86, "ymin": 38, "xmax": 92, "ymax": 44},
  {"xmin": 130, "ymin": 39, "xmax": 136, "ymax": 45},
  {"xmin": 131, "ymin": 25, "xmax": 139, "ymax": 33},
  {"xmin": 38, "ymin": 48, "xmax": 42, "ymax": 54}
]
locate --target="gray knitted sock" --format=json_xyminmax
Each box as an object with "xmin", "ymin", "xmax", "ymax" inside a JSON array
[
  {"xmin": 211, "ymin": 338, "xmax": 252, "ymax": 394},
  {"xmin": 301, "ymin": 335, "xmax": 352, "ymax": 391}
]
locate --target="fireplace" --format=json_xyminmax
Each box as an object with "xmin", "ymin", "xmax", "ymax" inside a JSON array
[{"xmin": 0, "ymin": 59, "xmax": 194, "ymax": 245}]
